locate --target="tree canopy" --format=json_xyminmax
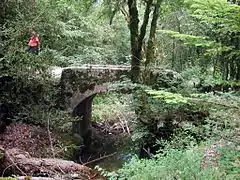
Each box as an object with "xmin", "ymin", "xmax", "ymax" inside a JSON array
[
  {"xmin": 1, "ymin": 0, "xmax": 239, "ymax": 82},
  {"xmin": 0, "ymin": 1, "xmax": 239, "ymax": 179}
]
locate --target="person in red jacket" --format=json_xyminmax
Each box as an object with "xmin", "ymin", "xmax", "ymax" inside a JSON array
[{"xmin": 26, "ymin": 31, "xmax": 40, "ymax": 55}]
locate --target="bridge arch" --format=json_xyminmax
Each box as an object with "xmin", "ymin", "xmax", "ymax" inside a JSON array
[{"xmin": 59, "ymin": 65, "xmax": 131, "ymax": 145}]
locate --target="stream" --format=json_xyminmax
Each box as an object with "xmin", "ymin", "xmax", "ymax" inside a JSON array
[{"xmin": 79, "ymin": 121, "xmax": 134, "ymax": 171}]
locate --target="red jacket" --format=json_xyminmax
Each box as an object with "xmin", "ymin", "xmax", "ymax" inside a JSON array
[{"xmin": 28, "ymin": 36, "xmax": 40, "ymax": 47}]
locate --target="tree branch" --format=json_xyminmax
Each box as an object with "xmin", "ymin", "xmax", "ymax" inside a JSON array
[{"xmin": 145, "ymin": 0, "xmax": 163, "ymax": 68}]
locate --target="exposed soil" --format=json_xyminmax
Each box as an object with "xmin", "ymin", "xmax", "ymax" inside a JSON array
[
  {"xmin": 0, "ymin": 123, "xmax": 60, "ymax": 158},
  {"xmin": 0, "ymin": 121, "xmax": 132, "ymax": 172}
]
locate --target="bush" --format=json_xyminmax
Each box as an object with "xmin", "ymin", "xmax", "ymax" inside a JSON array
[
  {"xmin": 101, "ymin": 141, "xmax": 239, "ymax": 180},
  {"xmin": 131, "ymin": 88, "xmax": 210, "ymax": 155},
  {"xmin": 92, "ymin": 92, "xmax": 133, "ymax": 122},
  {"xmin": 107, "ymin": 147, "xmax": 225, "ymax": 180}
]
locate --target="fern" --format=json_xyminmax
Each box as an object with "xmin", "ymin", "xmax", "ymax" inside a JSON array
[
  {"xmin": 145, "ymin": 90, "xmax": 188, "ymax": 104},
  {"xmin": 186, "ymin": 0, "xmax": 240, "ymax": 33}
]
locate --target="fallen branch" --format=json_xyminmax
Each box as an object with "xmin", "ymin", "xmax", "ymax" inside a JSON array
[
  {"xmin": 47, "ymin": 115, "xmax": 55, "ymax": 158},
  {"xmin": 83, "ymin": 152, "xmax": 117, "ymax": 166},
  {"xmin": 2, "ymin": 164, "xmax": 15, "ymax": 176},
  {"xmin": 120, "ymin": 112, "xmax": 131, "ymax": 135},
  {"xmin": 2, "ymin": 151, "xmax": 27, "ymax": 176}
]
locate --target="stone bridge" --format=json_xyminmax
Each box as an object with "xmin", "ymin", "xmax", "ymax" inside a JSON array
[
  {"xmin": 58, "ymin": 65, "xmax": 131, "ymax": 144},
  {"xmin": 57, "ymin": 64, "xmax": 182, "ymax": 145}
]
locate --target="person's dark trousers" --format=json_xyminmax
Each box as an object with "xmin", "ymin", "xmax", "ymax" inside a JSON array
[{"xmin": 26, "ymin": 46, "xmax": 39, "ymax": 55}]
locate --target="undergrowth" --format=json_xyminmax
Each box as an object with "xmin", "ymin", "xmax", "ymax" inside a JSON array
[
  {"xmin": 98, "ymin": 89, "xmax": 240, "ymax": 180},
  {"xmin": 102, "ymin": 143, "xmax": 239, "ymax": 180},
  {"xmin": 92, "ymin": 92, "xmax": 134, "ymax": 122}
]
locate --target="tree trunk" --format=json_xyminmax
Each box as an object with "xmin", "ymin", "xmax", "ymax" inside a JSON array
[
  {"xmin": 171, "ymin": 41, "xmax": 176, "ymax": 69},
  {"xmin": 128, "ymin": 0, "xmax": 140, "ymax": 83},
  {"xmin": 0, "ymin": 147, "xmax": 104, "ymax": 180},
  {"xmin": 127, "ymin": 0, "xmax": 163, "ymax": 82},
  {"xmin": 229, "ymin": 59, "xmax": 235, "ymax": 80},
  {"xmin": 236, "ymin": 60, "xmax": 240, "ymax": 80},
  {"xmin": 225, "ymin": 62, "xmax": 229, "ymax": 80},
  {"xmin": 145, "ymin": 0, "xmax": 163, "ymax": 69}
]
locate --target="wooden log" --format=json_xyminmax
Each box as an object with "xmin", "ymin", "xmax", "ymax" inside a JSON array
[
  {"xmin": 17, "ymin": 177, "xmax": 59, "ymax": 180},
  {"xmin": 0, "ymin": 147, "xmax": 105, "ymax": 180}
]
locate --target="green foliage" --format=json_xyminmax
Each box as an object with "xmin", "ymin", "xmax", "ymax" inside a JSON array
[
  {"xmin": 106, "ymin": 141, "xmax": 240, "ymax": 180},
  {"xmin": 145, "ymin": 89, "xmax": 188, "ymax": 104},
  {"xmin": 158, "ymin": 29, "xmax": 233, "ymax": 57},
  {"xmin": 92, "ymin": 92, "xmax": 133, "ymax": 122},
  {"xmin": 1, "ymin": 0, "xmax": 130, "ymax": 74},
  {"xmin": 153, "ymin": 0, "xmax": 240, "ymax": 80},
  {"xmin": 185, "ymin": 0, "xmax": 240, "ymax": 80},
  {"xmin": 106, "ymin": 91, "xmax": 240, "ymax": 178},
  {"xmin": 95, "ymin": 165, "xmax": 119, "ymax": 180},
  {"xmin": 130, "ymin": 86, "xmax": 210, "ymax": 153},
  {"xmin": 15, "ymin": 105, "xmax": 73, "ymax": 131},
  {"xmin": 1, "ymin": 1, "xmax": 239, "ymax": 179},
  {"xmin": 218, "ymin": 146, "xmax": 240, "ymax": 178},
  {"xmin": 147, "ymin": 69, "xmax": 184, "ymax": 91},
  {"xmin": 185, "ymin": 0, "xmax": 240, "ymax": 34},
  {"xmin": 114, "ymin": 148, "xmax": 225, "ymax": 180},
  {"xmin": 0, "ymin": 0, "xmax": 131, "ymax": 132},
  {"xmin": 0, "ymin": 178, "xmax": 16, "ymax": 180},
  {"xmin": 159, "ymin": 30, "xmax": 218, "ymax": 47}
]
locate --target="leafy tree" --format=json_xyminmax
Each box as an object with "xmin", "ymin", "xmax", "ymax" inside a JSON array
[
  {"xmin": 160, "ymin": 0, "xmax": 240, "ymax": 80},
  {"xmin": 101, "ymin": 0, "xmax": 164, "ymax": 82},
  {"xmin": 187, "ymin": 0, "xmax": 240, "ymax": 80}
]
